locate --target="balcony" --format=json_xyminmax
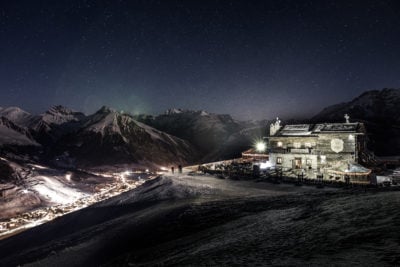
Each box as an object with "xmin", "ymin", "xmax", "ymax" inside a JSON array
[
  {"xmin": 290, "ymin": 148, "xmax": 310, "ymax": 154},
  {"xmin": 271, "ymin": 147, "xmax": 315, "ymax": 154}
]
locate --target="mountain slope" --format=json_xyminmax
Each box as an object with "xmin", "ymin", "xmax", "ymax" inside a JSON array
[
  {"xmin": 136, "ymin": 109, "xmax": 266, "ymax": 161},
  {"xmin": 0, "ymin": 174, "xmax": 399, "ymax": 266},
  {"xmin": 0, "ymin": 117, "xmax": 39, "ymax": 147},
  {"xmin": 53, "ymin": 107, "xmax": 198, "ymax": 168},
  {"xmin": 312, "ymin": 88, "xmax": 400, "ymax": 155},
  {"xmin": 0, "ymin": 107, "xmax": 33, "ymax": 126},
  {"xmin": 313, "ymin": 88, "xmax": 400, "ymax": 124},
  {"xmin": 27, "ymin": 105, "xmax": 86, "ymax": 144}
]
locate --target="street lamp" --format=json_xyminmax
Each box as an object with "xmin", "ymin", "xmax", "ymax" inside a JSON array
[{"xmin": 255, "ymin": 141, "xmax": 266, "ymax": 152}]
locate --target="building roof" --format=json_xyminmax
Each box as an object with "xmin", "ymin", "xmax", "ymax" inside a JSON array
[
  {"xmin": 273, "ymin": 122, "xmax": 364, "ymax": 137},
  {"xmin": 241, "ymin": 148, "xmax": 269, "ymax": 158},
  {"xmin": 329, "ymin": 163, "xmax": 371, "ymax": 176}
]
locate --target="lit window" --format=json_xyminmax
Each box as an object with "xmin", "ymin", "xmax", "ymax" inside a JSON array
[
  {"xmin": 293, "ymin": 142, "xmax": 301, "ymax": 148},
  {"xmin": 277, "ymin": 141, "xmax": 283, "ymax": 147},
  {"xmin": 306, "ymin": 159, "xmax": 312, "ymax": 166},
  {"xmin": 277, "ymin": 157, "xmax": 282, "ymax": 164},
  {"xmin": 320, "ymin": 155, "xmax": 326, "ymax": 164},
  {"xmin": 305, "ymin": 142, "xmax": 311, "ymax": 148}
]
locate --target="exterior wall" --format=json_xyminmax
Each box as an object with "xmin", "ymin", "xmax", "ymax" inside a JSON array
[
  {"xmin": 316, "ymin": 133, "xmax": 357, "ymax": 172},
  {"xmin": 269, "ymin": 132, "xmax": 363, "ymax": 179},
  {"xmin": 269, "ymin": 136, "xmax": 318, "ymax": 151},
  {"xmin": 269, "ymin": 153, "xmax": 318, "ymax": 170}
]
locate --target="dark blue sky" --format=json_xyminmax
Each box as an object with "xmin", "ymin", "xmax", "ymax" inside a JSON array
[{"xmin": 1, "ymin": 0, "xmax": 400, "ymax": 120}]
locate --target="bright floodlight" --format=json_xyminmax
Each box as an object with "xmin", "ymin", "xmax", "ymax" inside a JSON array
[{"xmin": 256, "ymin": 141, "xmax": 266, "ymax": 152}]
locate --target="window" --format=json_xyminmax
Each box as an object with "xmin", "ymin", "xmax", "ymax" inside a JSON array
[
  {"xmin": 277, "ymin": 141, "xmax": 283, "ymax": 147},
  {"xmin": 305, "ymin": 142, "xmax": 311, "ymax": 148},
  {"xmin": 293, "ymin": 142, "xmax": 301, "ymax": 148},
  {"xmin": 277, "ymin": 157, "xmax": 282, "ymax": 164},
  {"xmin": 320, "ymin": 155, "xmax": 326, "ymax": 164},
  {"xmin": 311, "ymin": 142, "xmax": 316, "ymax": 147},
  {"xmin": 306, "ymin": 159, "xmax": 312, "ymax": 166}
]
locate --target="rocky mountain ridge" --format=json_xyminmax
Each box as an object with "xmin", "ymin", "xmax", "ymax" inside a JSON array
[
  {"xmin": 312, "ymin": 88, "xmax": 400, "ymax": 155},
  {"xmin": 0, "ymin": 105, "xmax": 198, "ymax": 169}
]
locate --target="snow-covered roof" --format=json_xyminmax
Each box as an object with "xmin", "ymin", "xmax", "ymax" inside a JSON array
[
  {"xmin": 274, "ymin": 122, "xmax": 364, "ymax": 136},
  {"xmin": 347, "ymin": 163, "xmax": 371, "ymax": 174},
  {"xmin": 279, "ymin": 124, "xmax": 313, "ymax": 136},
  {"xmin": 330, "ymin": 163, "xmax": 371, "ymax": 175},
  {"xmin": 313, "ymin": 123, "xmax": 359, "ymax": 133}
]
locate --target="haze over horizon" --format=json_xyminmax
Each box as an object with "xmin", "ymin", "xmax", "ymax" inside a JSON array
[{"xmin": 1, "ymin": 0, "xmax": 400, "ymax": 120}]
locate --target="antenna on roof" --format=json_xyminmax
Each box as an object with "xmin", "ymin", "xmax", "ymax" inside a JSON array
[{"xmin": 344, "ymin": 114, "xmax": 350, "ymax": 123}]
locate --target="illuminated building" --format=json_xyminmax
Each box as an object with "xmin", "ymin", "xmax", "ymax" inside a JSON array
[{"xmin": 267, "ymin": 115, "xmax": 371, "ymax": 183}]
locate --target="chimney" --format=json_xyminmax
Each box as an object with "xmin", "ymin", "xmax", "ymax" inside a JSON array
[{"xmin": 270, "ymin": 117, "xmax": 281, "ymax": 136}]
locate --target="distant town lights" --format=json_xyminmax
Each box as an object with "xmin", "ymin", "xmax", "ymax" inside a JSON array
[{"xmin": 256, "ymin": 141, "xmax": 266, "ymax": 152}]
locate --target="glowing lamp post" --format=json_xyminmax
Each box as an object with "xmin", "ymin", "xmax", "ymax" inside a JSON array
[{"xmin": 255, "ymin": 141, "xmax": 266, "ymax": 153}]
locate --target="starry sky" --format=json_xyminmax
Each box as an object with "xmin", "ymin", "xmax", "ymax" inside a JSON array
[{"xmin": 1, "ymin": 0, "xmax": 400, "ymax": 120}]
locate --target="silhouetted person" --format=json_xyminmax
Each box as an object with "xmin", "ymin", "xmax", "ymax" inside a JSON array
[
  {"xmin": 178, "ymin": 165, "xmax": 182, "ymax": 174},
  {"xmin": 171, "ymin": 166, "xmax": 175, "ymax": 174}
]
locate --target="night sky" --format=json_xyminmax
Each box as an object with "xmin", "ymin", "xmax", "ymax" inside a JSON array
[{"xmin": 1, "ymin": 0, "xmax": 400, "ymax": 120}]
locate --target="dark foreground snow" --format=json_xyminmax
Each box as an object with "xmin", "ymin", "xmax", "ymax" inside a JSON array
[{"xmin": 0, "ymin": 173, "xmax": 400, "ymax": 266}]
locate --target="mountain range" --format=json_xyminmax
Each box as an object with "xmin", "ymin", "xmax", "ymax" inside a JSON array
[
  {"xmin": 0, "ymin": 106, "xmax": 199, "ymax": 170},
  {"xmin": 0, "ymin": 88, "xmax": 399, "ymax": 173}
]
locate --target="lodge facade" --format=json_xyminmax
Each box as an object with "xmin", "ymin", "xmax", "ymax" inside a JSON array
[{"xmin": 267, "ymin": 116, "xmax": 371, "ymax": 183}]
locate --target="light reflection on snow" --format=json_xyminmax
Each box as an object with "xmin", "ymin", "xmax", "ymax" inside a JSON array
[
  {"xmin": 28, "ymin": 164, "xmax": 48, "ymax": 170},
  {"xmin": 65, "ymin": 173, "xmax": 72, "ymax": 181},
  {"xmin": 31, "ymin": 176, "xmax": 88, "ymax": 204}
]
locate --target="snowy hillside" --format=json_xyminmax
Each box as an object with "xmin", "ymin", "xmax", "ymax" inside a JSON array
[
  {"xmin": 0, "ymin": 106, "xmax": 33, "ymax": 126},
  {"xmin": 0, "ymin": 117, "xmax": 39, "ymax": 147},
  {"xmin": 1, "ymin": 173, "xmax": 399, "ymax": 266}
]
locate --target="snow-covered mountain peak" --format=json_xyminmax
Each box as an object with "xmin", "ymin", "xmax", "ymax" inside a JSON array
[
  {"xmin": 85, "ymin": 111, "xmax": 121, "ymax": 135},
  {"xmin": 46, "ymin": 105, "xmax": 79, "ymax": 116},
  {"xmin": 0, "ymin": 117, "xmax": 39, "ymax": 146},
  {"xmin": 165, "ymin": 108, "xmax": 183, "ymax": 115},
  {"xmin": 96, "ymin": 106, "xmax": 117, "ymax": 115},
  {"xmin": 164, "ymin": 108, "xmax": 210, "ymax": 116},
  {"xmin": 40, "ymin": 105, "xmax": 85, "ymax": 126},
  {"xmin": 0, "ymin": 106, "xmax": 32, "ymax": 125},
  {"xmin": 200, "ymin": 110, "xmax": 209, "ymax": 116}
]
